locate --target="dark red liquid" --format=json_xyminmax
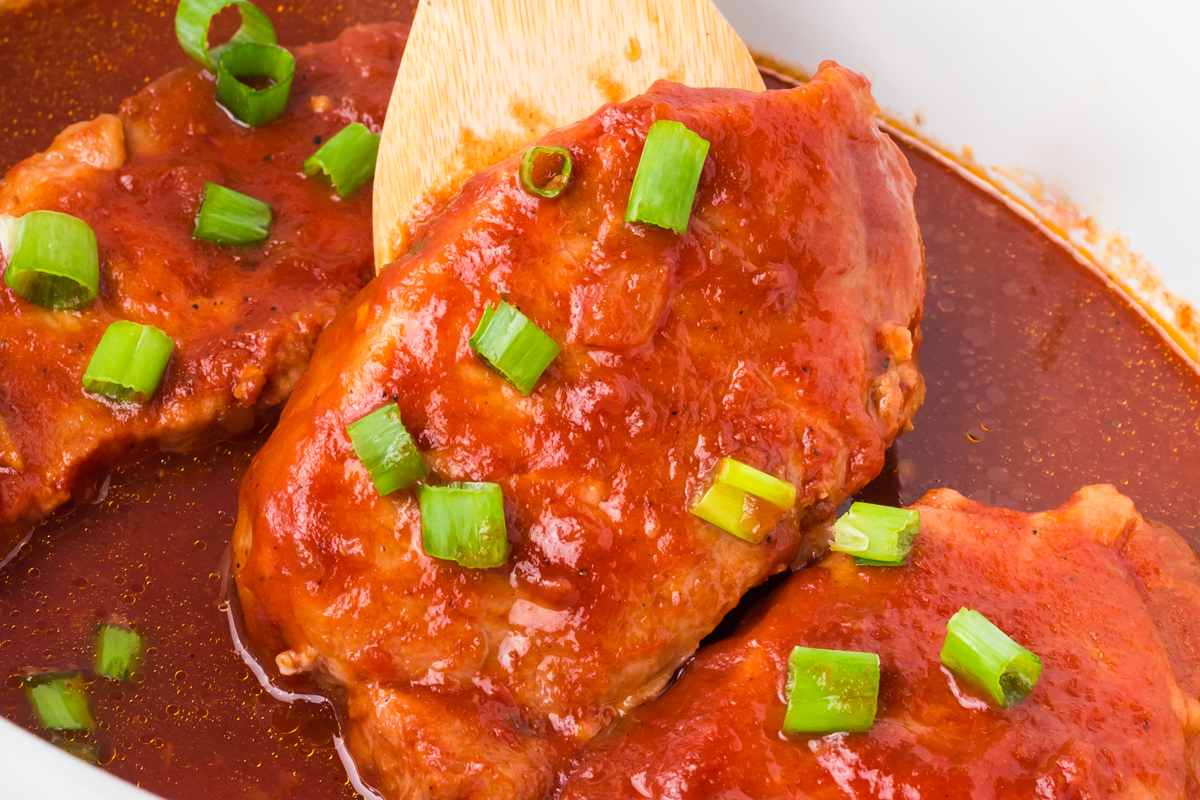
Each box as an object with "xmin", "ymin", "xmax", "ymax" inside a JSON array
[
  {"xmin": 2, "ymin": 3, "xmax": 1198, "ymax": 799},
  {"xmin": 0, "ymin": 438, "xmax": 363, "ymax": 798},
  {"xmin": 894, "ymin": 146, "xmax": 1200, "ymax": 537}
]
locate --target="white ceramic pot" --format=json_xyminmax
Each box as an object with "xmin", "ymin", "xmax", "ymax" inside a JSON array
[{"xmin": 4, "ymin": 1, "xmax": 1197, "ymax": 797}]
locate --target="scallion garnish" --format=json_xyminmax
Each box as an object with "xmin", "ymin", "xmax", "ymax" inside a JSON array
[
  {"xmin": 829, "ymin": 502, "xmax": 921, "ymax": 566},
  {"xmin": 940, "ymin": 608, "xmax": 1042, "ymax": 708},
  {"xmin": 0, "ymin": 214, "xmax": 20, "ymax": 265},
  {"xmin": 783, "ymin": 646, "xmax": 880, "ymax": 735},
  {"xmin": 346, "ymin": 403, "xmax": 427, "ymax": 495},
  {"xmin": 82, "ymin": 321, "xmax": 175, "ymax": 403},
  {"xmin": 304, "ymin": 122, "xmax": 381, "ymax": 198},
  {"xmin": 193, "ymin": 182, "xmax": 272, "ymax": 246},
  {"xmin": 175, "ymin": 0, "xmax": 276, "ymax": 71},
  {"xmin": 624, "ymin": 119, "xmax": 710, "ymax": 234},
  {"xmin": 690, "ymin": 457, "xmax": 796, "ymax": 543},
  {"xmin": 215, "ymin": 42, "xmax": 295, "ymax": 127},
  {"xmin": 24, "ymin": 673, "xmax": 95, "ymax": 731},
  {"xmin": 419, "ymin": 482, "xmax": 509, "ymax": 569},
  {"xmin": 468, "ymin": 301, "xmax": 560, "ymax": 395},
  {"xmin": 2, "ymin": 210, "xmax": 99, "ymax": 310},
  {"xmin": 519, "ymin": 146, "xmax": 572, "ymax": 199},
  {"xmin": 95, "ymin": 624, "xmax": 146, "ymax": 682}
]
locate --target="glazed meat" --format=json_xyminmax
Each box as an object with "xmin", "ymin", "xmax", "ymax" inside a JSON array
[
  {"xmin": 560, "ymin": 485, "xmax": 1200, "ymax": 799},
  {"xmin": 0, "ymin": 23, "xmax": 407, "ymax": 553},
  {"xmin": 233, "ymin": 62, "xmax": 925, "ymax": 799}
]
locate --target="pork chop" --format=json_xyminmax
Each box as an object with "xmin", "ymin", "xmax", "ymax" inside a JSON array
[
  {"xmin": 560, "ymin": 485, "xmax": 1200, "ymax": 799},
  {"xmin": 0, "ymin": 23, "xmax": 408, "ymax": 553},
  {"xmin": 232, "ymin": 62, "xmax": 925, "ymax": 799}
]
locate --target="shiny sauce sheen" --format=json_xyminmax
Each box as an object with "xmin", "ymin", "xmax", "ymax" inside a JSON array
[{"xmin": 1, "ymin": 4, "xmax": 1198, "ymax": 800}]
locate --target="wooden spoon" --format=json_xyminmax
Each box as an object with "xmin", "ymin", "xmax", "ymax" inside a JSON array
[{"xmin": 372, "ymin": 0, "xmax": 765, "ymax": 270}]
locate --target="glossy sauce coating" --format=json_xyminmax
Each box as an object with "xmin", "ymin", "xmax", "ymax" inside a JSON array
[
  {"xmin": 559, "ymin": 485, "xmax": 1200, "ymax": 799},
  {"xmin": 0, "ymin": 20, "xmax": 406, "ymax": 550},
  {"xmin": 0, "ymin": 2, "xmax": 1199, "ymax": 797},
  {"xmin": 234, "ymin": 65, "xmax": 925, "ymax": 799}
]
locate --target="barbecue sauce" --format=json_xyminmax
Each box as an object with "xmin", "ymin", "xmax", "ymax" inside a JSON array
[{"xmin": 2, "ymin": 2, "xmax": 1198, "ymax": 798}]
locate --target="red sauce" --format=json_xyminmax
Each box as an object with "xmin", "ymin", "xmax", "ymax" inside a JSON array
[
  {"xmin": 0, "ymin": 438, "xmax": 361, "ymax": 798},
  {"xmin": 1, "ymin": 3, "xmax": 1198, "ymax": 799},
  {"xmin": 891, "ymin": 141, "xmax": 1200, "ymax": 537}
]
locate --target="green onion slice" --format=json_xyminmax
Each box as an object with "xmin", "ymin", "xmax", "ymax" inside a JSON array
[
  {"xmin": 82, "ymin": 320, "xmax": 175, "ymax": 403},
  {"xmin": 940, "ymin": 608, "xmax": 1042, "ymax": 708},
  {"xmin": 519, "ymin": 146, "xmax": 573, "ymax": 199},
  {"xmin": 690, "ymin": 457, "xmax": 795, "ymax": 544},
  {"xmin": 346, "ymin": 403, "xmax": 427, "ymax": 495},
  {"xmin": 304, "ymin": 122, "xmax": 381, "ymax": 198},
  {"xmin": 783, "ymin": 646, "xmax": 880, "ymax": 735},
  {"xmin": 174, "ymin": 0, "xmax": 276, "ymax": 71},
  {"xmin": 24, "ymin": 672, "xmax": 95, "ymax": 731},
  {"xmin": 0, "ymin": 214, "xmax": 20, "ymax": 264},
  {"xmin": 95, "ymin": 624, "xmax": 146, "ymax": 682},
  {"xmin": 715, "ymin": 458, "xmax": 796, "ymax": 509},
  {"xmin": 468, "ymin": 301, "xmax": 560, "ymax": 395},
  {"xmin": 3, "ymin": 210, "xmax": 99, "ymax": 310},
  {"xmin": 829, "ymin": 502, "xmax": 921, "ymax": 566},
  {"xmin": 624, "ymin": 119, "xmax": 710, "ymax": 234},
  {"xmin": 216, "ymin": 43, "xmax": 295, "ymax": 127},
  {"xmin": 193, "ymin": 182, "xmax": 272, "ymax": 246},
  {"xmin": 419, "ymin": 482, "xmax": 509, "ymax": 569}
]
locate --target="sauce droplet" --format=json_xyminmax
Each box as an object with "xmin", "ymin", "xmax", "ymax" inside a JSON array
[{"xmin": 625, "ymin": 36, "xmax": 641, "ymax": 62}]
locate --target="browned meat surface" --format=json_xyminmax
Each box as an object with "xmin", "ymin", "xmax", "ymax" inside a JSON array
[
  {"xmin": 0, "ymin": 23, "xmax": 407, "ymax": 554},
  {"xmin": 232, "ymin": 62, "xmax": 925, "ymax": 799},
  {"xmin": 560, "ymin": 484, "xmax": 1200, "ymax": 799}
]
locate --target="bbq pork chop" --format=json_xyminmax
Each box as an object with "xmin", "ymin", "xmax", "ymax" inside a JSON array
[
  {"xmin": 560, "ymin": 485, "xmax": 1200, "ymax": 799},
  {"xmin": 233, "ymin": 62, "xmax": 925, "ymax": 799},
  {"xmin": 0, "ymin": 23, "xmax": 407, "ymax": 553}
]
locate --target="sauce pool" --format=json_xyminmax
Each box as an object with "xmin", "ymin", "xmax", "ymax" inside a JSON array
[
  {"xmin": 2, "ymin": 3, "xmax": 1199, "ymax": 798},
  {"xmin": 0, "ymin": 438, "xmax": 359, "ymax": 798}
]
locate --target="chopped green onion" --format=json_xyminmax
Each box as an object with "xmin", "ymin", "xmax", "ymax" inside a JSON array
[
  {"xmin": 940, "ymin": 608, "xmax": 1042, "ymax": 708},
  {"xmin": 95, "ymin": 624, "xmax": 146, "ymax": 682},
  {"xmin": 3, "ymin": 211, "xmax": 99, "ymax": 310},
  {"xmin": 519, "ymin": 146, "xmax": 572, "ymax": 199},
  {"xmin": 783, "ymin": 646, "xmax": 879, "ymax": 735},
  {"xmin": 829, "ymin": 502, "xmax": 921, "ymax": 566},
  {"xmin": 82, "ymin": 321, "xmax": 175, "ymax": 403},
  {"xmin": 24, "ymin": 673, "xmax": 95, "ymax": 731},
  {"xmin": 304, "ymin": 122, "xmax": 381, "ymax": 198},
  {"xmin": 468, "ymin": 301, "xmax": 560, "ymax": 395},
  {"xmin": 419, "ymin": 482, "xmax": 509, "ymax": 569},
  {"xmin": 216, "ymin": 43, "xmax": 295, "ymax": 127},
  {"xmin": 0, "ymin": 214, "xmax": 20, "ymax": 264},
  {"xmin": 174, "ymin": 0, "xmax": 276, "ymax": 71},
  {"xmin": 193, "ymin": 182, "xmax": 272, "ymax": 246},
  {"xmin": 346, "ymin": 403, "xmax": 427, "ymax": 495},
  {"xmin": 624, "ymin": 120, "xmax": 710, "ymax": 234},
  {"xmin": 715, "ymin": 458, "xmax": 796, "ymax": 509},
  {"xmin": 690, "ymin": 457, "xmax": 795, "ymax": 543}
]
